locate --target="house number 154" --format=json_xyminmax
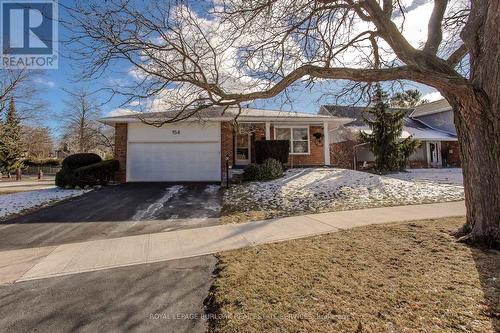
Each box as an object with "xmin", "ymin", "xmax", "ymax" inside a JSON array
[{"xmin": 172, "ymin": 130, "xmax": 181, "ymax": 135}]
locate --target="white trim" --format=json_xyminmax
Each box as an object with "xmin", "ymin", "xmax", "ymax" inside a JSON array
[
  {"xmin": 101, "ymin": 117, "xmax": 353, "ymax": 126},
  {"xmin": 426, "ymin": 141, "xmax": 442, "ymax": 167},
  {"xmin": 323, "ymin": 122, "xmax": 330, "ymax": 165},
  {"xmin": 126, "ymin": 139, "xmax": 130, "ymax": 182},
  {"xmin": 274, "ymin": 125, "xmax": 311, "ymax": 155},
  {"xmin": 235, "ymin": 132, "xmax": 252, "ymax": 165},
  {"xmin": 265, "ymin": 122, "xmax": 271, "ymax": 140}
]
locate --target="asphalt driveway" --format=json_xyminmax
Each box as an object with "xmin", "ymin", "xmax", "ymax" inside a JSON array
[
  {"xmin": 0, "ymin": 255, "xmax": 216, "ymax": 333},
  {"xmin": 0, "ymin": 183, "xmax": 222, "ymax": 251}
]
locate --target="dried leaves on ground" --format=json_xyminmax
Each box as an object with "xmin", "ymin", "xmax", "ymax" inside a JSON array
[{"xmin": 208, "ymin": 217, "xmax": 499, "ymax": 333}]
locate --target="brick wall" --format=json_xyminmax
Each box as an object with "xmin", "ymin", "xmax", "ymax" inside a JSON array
[
  {"xmin": 409, "ymin": 160, "xmax": 428, "ymax": 168},
  {"xmin": 114, "ymin": 123, "xmax": 128, "ymax": 182},
  {"xmin": 328, "ymin": 139, "xmax": 462, "ymax": 170},
  {"xmin": 329, "ymin": 139, "xmax": 431, "ymax": 170},
  {"xmin": 287, "ymin": 126, "xmax": 325, "ymax": 167},
  {"xmin": 221, "ymin": 122, "xmax": 234, "ymax": 181},
  {"xmin": 225, "ymin": 123, "xmax": 326, "ymax": 169},
  {"xmin": 442, "ymin": 141, "xmax": 461, "ymax": 167}
]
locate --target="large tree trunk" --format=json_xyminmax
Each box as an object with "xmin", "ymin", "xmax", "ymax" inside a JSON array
[
  {"xmin": 441, "ymin": 0, "xmax": 500, "ymax": 247},
  {"xmin": 443, "ymin": 90, "xmax": 500, "ymax": 247}
]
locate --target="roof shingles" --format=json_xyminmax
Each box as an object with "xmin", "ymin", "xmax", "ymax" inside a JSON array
[{"xmin": 321, "ymin": 104, "xmax": 457, "ymax": 140}]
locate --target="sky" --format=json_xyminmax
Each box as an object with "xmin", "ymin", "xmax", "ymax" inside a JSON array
[{"xmin": 31, "ymin": 0, "xmax": 444, "ymax": 136}]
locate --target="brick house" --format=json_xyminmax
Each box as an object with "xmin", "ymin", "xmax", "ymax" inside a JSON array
[
  {"xmin": 319, "ymin": 100, "xmax": 461, "ymax": 170},
  {"xmin": 101, "ymin": 108, "xmax": 352, "ymax": 182}
]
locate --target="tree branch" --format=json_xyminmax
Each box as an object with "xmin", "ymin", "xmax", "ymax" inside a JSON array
[
  {"xmin": 447, "ymin": 44, "xmax": 468, "ymax": 67},
  {"xmin": 424, "ymin": 0, "xmax": 448, "ymax": 54},
  {"xmin": 214, "ymin": 65, "xmax": 422, "ymax": 103}
]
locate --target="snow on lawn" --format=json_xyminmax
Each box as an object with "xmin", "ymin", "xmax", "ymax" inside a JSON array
[
  {"xmin": 0, "ymin": 188, "xmax": 88, "ymax": 220},
  {"xmin": 384, "ymin": 168, "xmax": 463, "ymax": 186},
  {"xmin": 224, "ymin": 168, "xmax": 464, "ymax": 218}
]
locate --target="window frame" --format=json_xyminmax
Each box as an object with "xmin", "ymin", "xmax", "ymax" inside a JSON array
[{"xmin": 274, "ymin": 125, "xmax": 310, "ymax": 155}]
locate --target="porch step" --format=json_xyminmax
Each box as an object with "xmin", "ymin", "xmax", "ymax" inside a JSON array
[{"xmin": 230, "ymin": 168, "xmax": 244, "ymax": 184}]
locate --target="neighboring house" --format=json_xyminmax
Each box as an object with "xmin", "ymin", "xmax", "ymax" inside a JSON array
[
  {"xmin": 100, "ymin": 108, "xmax": 352, "ymax": 182},
  {"xmin": 319, "ymin": 100, "xmax": 461, "ymax": 169},
  {"xmin": 410, "ymin": 99, "xmax": 456, "ymax": 135}
]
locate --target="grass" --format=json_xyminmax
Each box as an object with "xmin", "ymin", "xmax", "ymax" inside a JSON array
[{"xmin": 207, "ymin": 217, "xmax": 499, "ymax": 333}]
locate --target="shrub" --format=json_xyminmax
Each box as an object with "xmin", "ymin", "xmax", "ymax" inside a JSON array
[
  {"xmin": 258, "ymin": 158, "xmax": 284, "ymax": 180},
  {"xmin": 55, "ymin": 169, "xmax": 75, "ymax": 188},
  {"xmin": 243, "ymin": 164, "xmax": 261, "ymax": 181},
  {"xmin": 56, "ymin": 153, "xmax": 118, "ymax": 188},
  {"xmin": 61, "ymin": 153, "xmax": 102, "ymax": 171},
  {"xmin": 255, "ymin": 140, "xmax": 290, "ymax": 164},
  {"xmin": 72, "ymin": 160, "xmax": 120, "ymax": 187}
]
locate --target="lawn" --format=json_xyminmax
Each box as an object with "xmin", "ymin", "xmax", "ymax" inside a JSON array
[
  {"xmin": 207, "ymin": 217, "xmax": 499, "ymax": 333},
  {"xmin": 222, "ymin": 168, "xmax": 464, "ymax": 224}
]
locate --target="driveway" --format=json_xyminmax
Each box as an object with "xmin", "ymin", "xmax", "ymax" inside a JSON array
[{"xmin": 0, "ymin": 183, "xmax": 222, "ymax": 251}]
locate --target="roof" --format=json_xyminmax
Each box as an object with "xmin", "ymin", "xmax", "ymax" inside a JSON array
[
  {"xmin": 320, "ymin": 104, "xmax": 457, "ymax": 141},
  {"xmin": 320, "ymin": 105, "xmax": 413, "ymax": 126},
  {"xmin": 100, "ymin": 106, "xmax": 353, "ymax": 126},
  {"xmin": 351, "ymin": 119, "xmax": 457, "ymax": 141},
  {"xmin": 411, "ymin": 99, "xmax": 452, "ymax": 117}
]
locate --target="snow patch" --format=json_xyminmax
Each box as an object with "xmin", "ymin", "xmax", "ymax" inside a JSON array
[
  {"xmin": 385, "ymin": 168, "xmax": 463, "ymax": 186},
  {"xmin": 224, "ymin": 168, "xmax": 464, "ymax": 217},
  {"xmin": 0, "ymin": 188, "xmax": 88, "ymax": 220},
  {"xmin": 132, "ymin": 185, "xmax": 183, "ymax": 220},
  {"xmin": 204, "ymin": 185, "xmax": 221, "ymax": 194}
]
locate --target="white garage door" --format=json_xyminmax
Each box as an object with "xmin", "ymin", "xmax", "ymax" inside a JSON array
[{"xmin": 127, "ymin": 123, "xmax": 221, "ymax": 182}]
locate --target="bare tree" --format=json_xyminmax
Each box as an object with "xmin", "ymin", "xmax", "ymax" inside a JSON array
[
  {"xmin": 22, "ymin": 126, "xmax": 55, "ymax": 161},
  {"xmin": 0, "ymin": 69, "xmax": 47, "ymax": 122},
  {"xmin": 60, "ymin": 90, "xmax": 113, "ymax": 156},
  {"xmin": 67, "ymin": 0, "xmax": 499, "ymax": 246}
]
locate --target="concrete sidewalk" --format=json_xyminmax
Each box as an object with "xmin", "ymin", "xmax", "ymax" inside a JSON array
[{"xmin": 1, "ymin": 201, "xmax": 465, "ymax": 284}]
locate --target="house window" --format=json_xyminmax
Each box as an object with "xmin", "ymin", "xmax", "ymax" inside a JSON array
[{"xmin": 275, "ymin": 127, "xmax": 310, "ymax": 154}]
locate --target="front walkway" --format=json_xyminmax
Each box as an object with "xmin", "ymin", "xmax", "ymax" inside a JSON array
[{"xmin": 1, "ymin": 201, "xmax": 465, "ymax": 284}]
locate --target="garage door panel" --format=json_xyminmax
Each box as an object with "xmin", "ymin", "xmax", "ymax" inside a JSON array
[
  {"xmin": 128, "ymin": 122, "xmax": 220, "ymax": 142},
  {"xmin": 128, "ymin": 142, "xmax": 221, "ymax": 182}
]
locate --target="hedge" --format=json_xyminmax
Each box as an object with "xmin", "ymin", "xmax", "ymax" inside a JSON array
[
  {"xmin": 72, "ymin": 160, "xmax": 120, "ymax": 187},
  {"xmin": 255, "ymin": 140, "xmax": 290, "ymax": 164},
  {"xmin": 56, "ymin": 153, "xmax": 120, "ymax": 188},
  {"xmin": 56, "ymin": 159, "xmax": 119, "ymax": 188},
  {"xmin": 62, "ymin": 153, "xmax": 102, "ymax": 171}
]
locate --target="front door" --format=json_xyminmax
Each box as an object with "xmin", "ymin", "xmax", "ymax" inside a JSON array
[
  {"xmin": 427, "ymin": 141, "xmax": 442, "ymax": 167},
  {"xmin": 235, "ymin": 132, "xmax": 251, "ymax": 165}
]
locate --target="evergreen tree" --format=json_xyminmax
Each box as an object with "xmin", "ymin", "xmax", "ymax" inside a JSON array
[
  {"xmin": 389, "ymin": 89, "xmax": 427, "ymax": 108},
  {"xmin": 0, "ymin": 97, "xmax": 24, "ymax": 176},
  {"xmin": 359, "ymin": 85, "xmax": 419, "ymax": 172}
]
